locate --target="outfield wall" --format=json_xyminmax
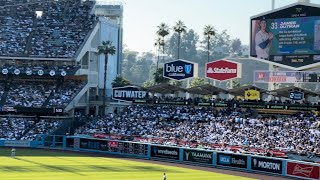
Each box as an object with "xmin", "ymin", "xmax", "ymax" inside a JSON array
[{"xmin": 0, "ymin": 137, "xmax": 319, "ymax": 180}]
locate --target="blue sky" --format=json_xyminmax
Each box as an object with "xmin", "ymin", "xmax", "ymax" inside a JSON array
[{"xmin": 122, "ymin": 0, "xmax": 320, "ymax": 52}]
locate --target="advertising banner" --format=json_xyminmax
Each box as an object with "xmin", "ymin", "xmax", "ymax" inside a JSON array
[
  {"xmin": 217, "ymin": 153, "xmax": 247, "ymax": 169},
  {"xmin": 289, "ymin": 91, "xmax": 304, "ymax": 100},
  {"xmin": 183, "ymin": 149, "xmax": 213, "ymax": 164},
  {"xmin": 4, "ymin": 140, "xmax": 31, "ymax": 147},
  {"xmin": 287, "ymin": 162, "xmax": 320, "ymax": 180},
  {"xmin": 254, "ymin": 71, "xmax": 320, "ymax": 83},
  {"xmin": 112, "ymin": 86, "xmax": 148, "ymax": 102},
  {"xmin": 163, "ymin": 59, "xmax": 197, "ymax": 81},
  {"xmin": 206, "ymin": 59, "xmax": 241, "ymax": 81},
  {"xmin": 251, "ymin": 157, "xmax": 283, "ymax": 174},
  {"xmin": 151, "ymin": 146, "xmax": 179, "ymax": 160},
  {"xmin": 245, "ymin": 90, "xmax": 260, "ymax": 100}
]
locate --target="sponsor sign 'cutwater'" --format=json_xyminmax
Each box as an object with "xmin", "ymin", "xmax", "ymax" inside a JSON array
[
  {"xmin": 112, "ymin": 86, "xmax": 148, "ymax": 102},
  {"xmin": 163, "ymin": 59, "xmax": 196, "ymax": 81}
]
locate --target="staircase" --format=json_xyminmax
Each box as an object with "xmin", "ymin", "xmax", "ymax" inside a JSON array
[
  {"xmin": 52, "ymin": 116, "xmax": 88, "ymax": 136},
  {"xmin": 24, "ymin": 14, "xmax": 38, "ymax": 55},
  {"xmin": 0, "ymin": 81, "xmax": 10, "ymax": 106},
  {"xmin": 42, "ymin": 83, "xmax": 62, "ymax": 108}
]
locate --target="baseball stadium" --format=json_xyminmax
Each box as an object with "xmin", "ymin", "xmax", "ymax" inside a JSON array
[{"xmin": 0, "ymin": 0, "xmax": 319, "ymax": 180}]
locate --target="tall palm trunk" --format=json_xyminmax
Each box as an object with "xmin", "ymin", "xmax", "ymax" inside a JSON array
[
  {"xmin": 207, "ymin": 37, "xmax": 210, "ymax": 63},
  {"xmin": 155, "ymin": 45, "xmax": 160, "ymax": 85},
  {"xmin": 103, "ymin": 56, "xmax": 108, "ymax": 116},
  {"xmin": 162, "ymin": 44, "xmax": 165, "ymax": 63},
  {"xmin": 177, "ymin": 33, "xmax": 181, "ymax": 59}
]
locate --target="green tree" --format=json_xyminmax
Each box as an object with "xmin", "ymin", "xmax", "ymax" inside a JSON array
[
  {"xmin": 98, "ymin": 40, "xmax": 116, "ymax": 115},
  {"xmin": 156, "ymin": 23, "xmax": 170, "ymax": 62},
  {"xmin": 190, "ymin": 77, "xmax": 207, "ymax": 87},
  {"xmin": 203, "ymin": 25, "xmax": 216, "ymax": 63},
  {"xmin": 112, "ymin": 76, "xmax": 131, "ymax": 88},
  {"xmin": 170, "ymin": 80, "xmax": 183, "ymax": 87},
  {"xmin": 173, "ymin": 20, "xmax": 187, "ymax": 59},
  {"xmin": 226, "ymin": 79, "xmax": 240, "ymax": 89},
  {"xmin": 231, "ymin": 38, "xmax": 242, "ymax": 55},
  {"xmin": 154, "ymin": 37, "xmax": 164, "ymax": 72},
  {"xmin": 154, "ymin": 67, "xmax": 170, "ymax": 84},
  {"xmin": 143, "ymin": 80, "xmax": 154, "ymax": 88},
  {"xmin": 167, "ymin": 29, "xmax": 199, "ymax": 61}
]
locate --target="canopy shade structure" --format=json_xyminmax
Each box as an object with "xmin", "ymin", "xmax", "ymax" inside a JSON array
[
  {"xmin": 186, "ymin": 84, "xmax": 228, "ymax": 95},
  {"xmin": 145, "ymin": 83, "xmax": 186, "ymax": 94},
  {"xmin": 269, "ymin": 86, "xmax": 318, "ymax": 98}
]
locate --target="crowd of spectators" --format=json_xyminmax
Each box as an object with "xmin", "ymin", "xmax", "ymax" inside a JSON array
[
  {"xmin": 149, "ymin": 95, "xmax": 319, "ymax": 106},
  {"xmin": 5, "ymin": 81, "xmax": 54, "ymax": 107},
  {"xmin": 47, "ymin": 80, "xmax": 86, "ymax": 107},
  {"xmin": 0, "ymin": 0, "xmax": 96, "ymax": 58},
  {"xmin": 3, "ymin": 79, "xmax": 85, "ymax": 108},
  {"xmin": 21, "ymin": 119, "xmax": 63, "ymax": 140},
  {"xmin": 0, "ymin": 117, "xmax": 62, "ymax": 140},
  {"xmin": 76, "ymin": 105, "xmax": 320, "ymax": 156},
  {"xmin": 0, "ymin": 117, "xmax": 35, "ymax": 140}
]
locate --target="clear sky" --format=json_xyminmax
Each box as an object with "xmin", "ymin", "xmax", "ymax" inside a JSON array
[{"xmin": 121, "ymin": 0, "xmax": 320, "ymax": 53}]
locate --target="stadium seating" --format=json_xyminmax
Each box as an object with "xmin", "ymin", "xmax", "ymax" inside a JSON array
[
  {"xmin": 75, "ymin": 105, "xmax": 320, "ymax": 157},
  {"xmin": 0, "ymin": 0, "xmax": 96, "ymax": 58},
  {"xmin": 2, "ymin": 79, "xmax": 86, "ymax": 108}
]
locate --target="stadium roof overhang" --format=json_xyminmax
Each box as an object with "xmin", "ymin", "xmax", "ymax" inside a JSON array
[
  {"xmin": 0, "ymin": 56, "xmax": 74, "ymax": 61},
  {"xmin": 186, "ymin": 84, "xmax": 228, "ymax": 95},
  {"xmin": 146, "ymin": 83, "xmax": 186, "ymax": 94},
  {"xmin": 228, "ymin": 85, "xmax": 268, "ymax": 96}
]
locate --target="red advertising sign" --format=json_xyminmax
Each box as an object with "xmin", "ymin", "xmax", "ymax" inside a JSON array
[
  {"xmin": 287, "ymin": 162, "xmax": 320, "ymax": 180},
  {"xmin": 108, "ymin": 141, "xmax": 118, "ymax": 148},
  {"xmin": 206, "ymin": 59, "xmax": 240, "ymax": 81}
]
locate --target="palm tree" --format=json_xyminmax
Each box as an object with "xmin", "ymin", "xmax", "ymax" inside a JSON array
[
  {"xmin": 98, "ymin": 40, "xmax": 116, "ymax": 115},
  {"xmin": 154, "ymin": 37, "xmax": 164, "ymax": 85},
  {"xmin": 154, "ymin": 37, "xmax": 164, "ymax": 71},
  {"xmin": 173, "ymin": 20, "xmax": 187, "ymax": 59},
  {"xmin": 203, "ymin": 25, "xmax": 215, "ymax": 63},
  {"xmin": 156, "ymin": 23, "xmax": 170, "ymax": 62}
]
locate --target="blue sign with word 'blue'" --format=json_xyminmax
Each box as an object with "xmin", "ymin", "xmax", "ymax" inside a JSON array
[{"xmin": 163, "ymin": 59, "xmax": 195, "ymax": 81}]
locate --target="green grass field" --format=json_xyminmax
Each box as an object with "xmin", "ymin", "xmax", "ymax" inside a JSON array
[{"xmin": 0, "ymin": 148, "xmax": 254, "ymax": 180}]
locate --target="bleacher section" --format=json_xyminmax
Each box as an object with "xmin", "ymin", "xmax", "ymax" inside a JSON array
[
  {"xmin": 0, "ymin": 78, "xmax": 86, "ymax": 109},
  {"xmin": 0, "ymin": 0, "xmax": 96, "ymax": 58}
]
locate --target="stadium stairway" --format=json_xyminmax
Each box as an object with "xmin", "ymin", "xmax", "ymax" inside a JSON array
[
  {"xmin": 0, "ymin": 81, "xmax": 10, "ymax": 106},
  {"xmin": 61, "ymin": 0, "xmax": 70, "ymax": 19},
  {"xmin": 24, "ymin": 13, "xmax": 38, "ymax": 55},
  {"xmin": 17, "ymin": 117, "xmax": 38, "ymax": 140},
  {"xmin": 64, "ymin": 83, "xmax": 89, "ymax": 112},
  {"xmin": 52, "ymin": 116, "xmax": 88, "ymax": 136},
  {"xmin": 42, "ymin": 83, "xmax": 61, "ymax": 108}
]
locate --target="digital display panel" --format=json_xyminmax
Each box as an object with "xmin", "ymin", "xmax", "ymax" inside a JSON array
[{"xmin": 250, "ymin": 4, "xmax": 320, "ymax": 69}]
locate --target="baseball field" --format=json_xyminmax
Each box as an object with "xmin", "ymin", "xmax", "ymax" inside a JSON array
[{"xmin": 0, "ymin": 148, "xmax": 256, "ymax": 180}]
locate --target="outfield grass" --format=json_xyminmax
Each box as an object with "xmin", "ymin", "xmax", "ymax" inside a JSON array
[{"xmin": 0, "ymin": 148, "xmax": 255, "ymax": 180}]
